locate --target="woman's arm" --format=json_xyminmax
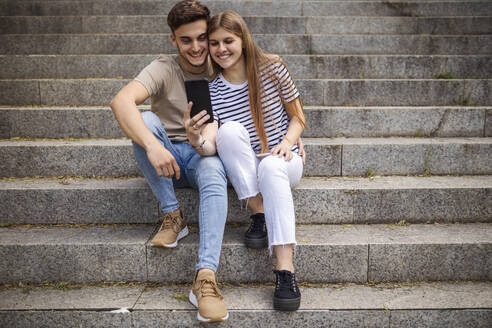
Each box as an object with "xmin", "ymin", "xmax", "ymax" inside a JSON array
[{"xmin": 270, "ymin": 97, "xmax": 306, "ymax": 161}]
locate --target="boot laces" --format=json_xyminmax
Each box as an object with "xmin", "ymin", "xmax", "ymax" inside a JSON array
[
  {"xmin": 247, "ymin": 216, "xmax": 265, "ymax": 233},
  {"xmin": 275, "ymin": 270, "xmax": 298, "ymax": 293},
  {"xmin": 198, "ymin": 279, "xmax": 223, "ymax": 299},
  {"xmin": 162, "ymin": 212, "xmax": 182, "ymax": 233}
]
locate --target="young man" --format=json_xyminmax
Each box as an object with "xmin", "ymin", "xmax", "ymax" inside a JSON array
[{"xmin": 110, "ymin": 1, "xmax": 228, "ymax": 323}]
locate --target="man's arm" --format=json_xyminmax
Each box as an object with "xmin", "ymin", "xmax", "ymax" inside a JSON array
[{"xmin": 109, "ymin": 81, "xmax": 180, "ymax": 179}]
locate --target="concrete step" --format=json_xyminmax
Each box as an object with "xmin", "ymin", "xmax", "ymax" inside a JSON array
[
  {"xmin": 1, "ymin": 175, "xmax": 490, "ymax": 225},
  {"xmin": 303, "ymin": 106, "xmax": 490, "ymax": 138},
  {"xmin": 2, "ymin": 15, "xmax": 491, "ymax": 35},
  {"xmin": 1, "ymin": 106, "xmax": 489, "ymax": 139},
  {"xmin": 2, "ymin": 78, "xmax": 491, "ymax": 107},
  {"xmin": 0, "ymin": 223, "xmax": 490, "ymax": 283},
  {"xmin": 2, "ymin": 34, "xmax": 491, "ymax": 55},
  {"xmin": 0, "ymin": 282, "xmax": 490, "ymax": 328},
  {"xmin": 1, "ymin": 1, "xmax": 491, "ymax": 17},
  {"xmin": 302, "ymin": 1, "xmax": 492, "ymax": 16},
  {"xmin": 2, "ymin": 54, "xmax": 491, "ymax": 79},
  {"xmin": 0, "ymin": 137, "xmax": 490, "ymax": 177},
  {"xmin": 0, "ymin": 0, "xmax": 302, "ymax": 17}
]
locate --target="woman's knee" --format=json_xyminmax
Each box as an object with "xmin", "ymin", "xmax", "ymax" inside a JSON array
[
  {"xmin": 217, "ymin": 121, "xmax": 246, "ymax": 142},
  {"xmin": 217, "ymin": 122, "xmax": 249, "ymax": 155},
  {"xmin": 258, "ymin": 155, "xmax": 286, "ymax": 176}
]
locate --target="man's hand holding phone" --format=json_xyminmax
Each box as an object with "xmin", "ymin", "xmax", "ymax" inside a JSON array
[{"xmin": 183, "ymin": 101, "xmax": 210, "ymax": 146}]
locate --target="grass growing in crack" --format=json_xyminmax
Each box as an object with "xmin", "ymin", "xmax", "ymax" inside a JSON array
[
  {"xmin": 0, "ymin": 281, "xmax": 145, "ymax": 294},
  {"xmin": 388, "ymin": 220, "xmax": 409, "ymax": 227},
  {"xmin": 424, "ymin": 150, "xmax": 432, "ymax": 177},
  {"xmin": 0, "ymin": 175, "xmax": 140, "ymax": 181},
  {"xmin": 415, "ymin": 128, "xmax": 423, "ymax": 137},
  {"xmin": 433, "ymin": 72, "xmax": 456, "ymax": 79},
  {"xmin": 365, "ymin": 169, "xmax": 375, "ymax": 178},
  {"xmin": 170, "ymin": 293, "xmax": 189, "ymax": 302},
  {"xmin": 453, "ymin": 92, "xmax": 478, "ymax": 106}
]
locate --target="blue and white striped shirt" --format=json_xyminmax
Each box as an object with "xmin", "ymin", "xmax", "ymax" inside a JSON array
[{"xmin": 209, "ymin": 61, "xmax": 300, "ymax": 154}]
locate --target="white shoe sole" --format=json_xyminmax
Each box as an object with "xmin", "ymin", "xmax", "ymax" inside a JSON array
[
  {"xmin": 152, "ymin": 225, "xmax": 189, "ymax": 248},
  {"xmin": 188, "ymin": 289, "xmax": 229, "ymax": 322}
]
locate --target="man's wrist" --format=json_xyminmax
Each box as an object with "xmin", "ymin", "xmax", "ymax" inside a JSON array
[{"xmin": 144, "ymin": 138, "xmax": 162, "ymax": 152}]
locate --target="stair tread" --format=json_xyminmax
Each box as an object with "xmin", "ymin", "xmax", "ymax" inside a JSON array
[
  {"xmin": 0, "ymin": 281, "xmax": 490, "ymax": 311},
  {"xmin": 1, "ymin": 223, "xmax": 491, "ymax": 246}
]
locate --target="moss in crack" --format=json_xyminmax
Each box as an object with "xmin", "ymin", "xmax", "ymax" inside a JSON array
[
  {"xmin": 433, "ymin": 72, "xmax": 456, "ymax": 79},
  {"xmin": 365, "ymin": 168, "xmax": 375, "ymax": 178},
  {"xmin": 424, "ymin": 150, "xmax": 432, "ymax": 177},
  {"xmin": 453, "ymin": 92, "xmax": 478, "ymax": 107}
]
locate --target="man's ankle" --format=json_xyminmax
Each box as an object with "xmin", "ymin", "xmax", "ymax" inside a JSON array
[{"xmin": 197, "ymin": 268, "xmax": 215, "ymax": 276}]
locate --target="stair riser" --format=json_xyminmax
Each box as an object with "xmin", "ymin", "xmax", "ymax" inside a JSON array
[
  {"xmin": 0, "ymin": 1, "xmax": 301, "ymax": 17},
  {"xmin": 1, "ymin": 1, "xmax": 491, "ymax": 17},
  {"xmin": 1, "ymin": 226, "xmax": 490, "ymax": 283},
  {"xmin": 2, "ymin": 35, "xmax": 491, "ymax": 55},
  {"xmin": 1, "ymin": 310, "xmax": 491, "ymax": 328},
  {"xmin": 0, "ymin": 107, "xmax": 487, "ymax": 139},
  {"xmin": 2, "ymin": 16, "xmax": 491, "ymax": 35},
  {"xmin": 1, "ymin": 141, "xmax": 491, "ymax": 177},
  {"xmin": 303, "ymin": 2, "xmax": 492, "ymax": 16},
  {"xmin": 1, "ymin": 180, "xmax": 489, "ymax": 225},
  {"xmin": 2, "ymin": 55, "xmax": 491, "ymax": 79},
  {"xmin": 2, "ymin": 79, "xmax": 491, "ymax": 107}
]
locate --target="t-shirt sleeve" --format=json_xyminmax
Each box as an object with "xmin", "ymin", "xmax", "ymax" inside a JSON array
[
  {"xmin": 275, "ymin": 61, "xmax": 300, "ymax": 103},
  {"xmin": 134, "ymin": 59, "xmax": 170, "ymax": 97}
]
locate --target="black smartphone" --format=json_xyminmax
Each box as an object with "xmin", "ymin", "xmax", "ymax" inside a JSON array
[{"xmin": 184, "ymin": 78, "xmax": 214, "ymax": 124}]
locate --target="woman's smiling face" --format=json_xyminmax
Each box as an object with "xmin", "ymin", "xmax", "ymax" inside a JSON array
[{"xmin": 208, "ymin": 28, "xmax": 244, "ymax": 71}]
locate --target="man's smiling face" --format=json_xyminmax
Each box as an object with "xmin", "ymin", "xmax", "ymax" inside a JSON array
[{"xmin": 170, "ymin": 19, "xmax": 208, "ymax": 72}]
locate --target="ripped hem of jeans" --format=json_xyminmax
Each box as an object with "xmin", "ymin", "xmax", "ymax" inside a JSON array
[{"xmin": 268, "ymin": 242, "xmax": 297, "ymax": 257}]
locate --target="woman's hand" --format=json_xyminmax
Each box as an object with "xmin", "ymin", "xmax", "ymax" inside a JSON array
[
  {"xmin": 271, "ymin": 137, "xmax": 293, "ymax": 161},
  {"xmin": 297, "ymin": 137, "xmax": 306, "ymax": 165},
  {"xmin": 183, "ymin": 101, "xmax": 210, "ymax": 147}
]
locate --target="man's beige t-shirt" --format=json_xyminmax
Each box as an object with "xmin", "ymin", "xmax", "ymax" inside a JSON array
[{"xmin": 135, "ymin": 55, "xmax": 214, "ymax": 141}]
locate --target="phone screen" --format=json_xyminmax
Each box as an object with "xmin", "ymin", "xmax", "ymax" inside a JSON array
[{"xmin": 184, "ymin": 78, "xmax": 214, "ymax": 124}]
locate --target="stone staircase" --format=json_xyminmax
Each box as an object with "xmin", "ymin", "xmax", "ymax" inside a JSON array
[{"xmin": 0, "ymin": 0, "xmax": 491, "ymax": 327}]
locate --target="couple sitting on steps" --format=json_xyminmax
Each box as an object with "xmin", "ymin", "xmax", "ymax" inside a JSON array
[{"xmin": 110, "ymin": 0, "xmax": 307, "ymax": 323}]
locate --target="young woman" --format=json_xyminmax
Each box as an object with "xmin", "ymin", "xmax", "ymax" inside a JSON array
[{"xmin": 187, "ymin": 10, "xmax": 306, "ymax": 311}]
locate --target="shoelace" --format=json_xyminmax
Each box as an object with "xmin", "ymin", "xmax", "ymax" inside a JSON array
[
  {"xmin": 247, "ymin": 216, "xmax": 266, "ymax": 233},
  {"xmin": 198, "ymin": 279, "xmax": 223, "ymax": 299},
  {"xmin": 162, "ymin": 213, "xmax": 182, "ymax": 233},
  {"xmin": 274, "ymin": 270, "xmax": 298, "ymax": 293}
]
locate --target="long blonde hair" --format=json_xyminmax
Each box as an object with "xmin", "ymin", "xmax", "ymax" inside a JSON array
[{"xmin": 208, "ymin": 10, "xmax": 305, "ymax": 152}]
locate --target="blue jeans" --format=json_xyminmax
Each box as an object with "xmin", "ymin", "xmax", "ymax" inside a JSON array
[{"xmin": 133, "ymin": 111, "xmax": 228, "ymax": 272}]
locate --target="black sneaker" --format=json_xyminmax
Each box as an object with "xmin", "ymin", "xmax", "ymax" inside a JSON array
[
  {"xmin": 273, "ymin": 270, "xmax": 301, "ymax": 311},
  {"xmin": 244, "ymin": 213, "xmax": 267, "ymax": 248}
]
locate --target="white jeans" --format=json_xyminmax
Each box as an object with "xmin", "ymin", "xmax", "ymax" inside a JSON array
[{"xmin": 216, "ymin": 121, "xmax": 303, "ymax": 253}]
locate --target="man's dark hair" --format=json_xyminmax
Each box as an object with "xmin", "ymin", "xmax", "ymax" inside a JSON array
[{"xmin": 167, "ymin": 0, "xmax": 210, "ymax": 33}]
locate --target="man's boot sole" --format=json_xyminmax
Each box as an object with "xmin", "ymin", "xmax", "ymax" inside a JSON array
[
  {"xmin": 188, "ymin": 290, "xmax": 229, "ymax": 322},
  {"xmin": 273, "ymin": 296, "xmax": 301, "ymax": 311},
  {"xmin": 151, "ymin": 226, "xmax": 189, "ymax": 248}
]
